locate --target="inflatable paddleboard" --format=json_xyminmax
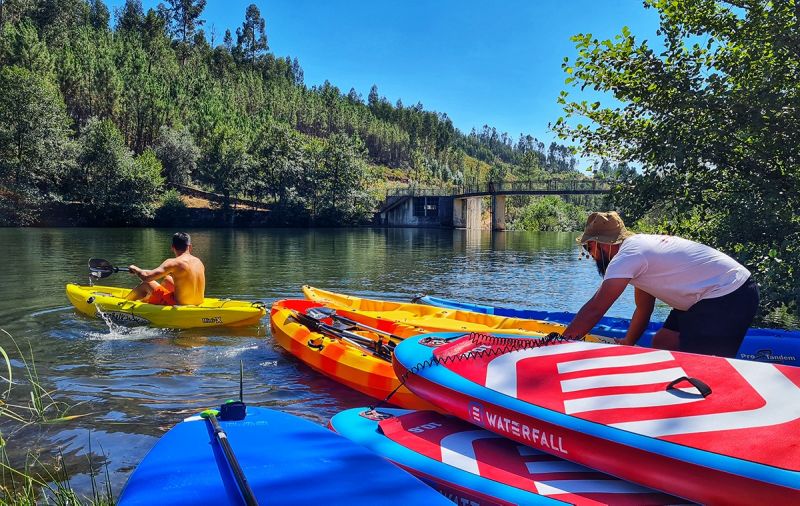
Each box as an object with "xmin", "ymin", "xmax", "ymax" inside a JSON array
[
  {"xmin": 393, "ymin": 332, "xmax": 800, "ymax": 504},
  {"xmin": 119, "ymin": 406, "xmax": 451, "ymax": 505},
  {"xmin": 331, "ymin": 407, "xmax": 689, "ymax": 505},
  {"xmin": 417, "ymin": 294, "xmax": 800, "ymax": 366}
]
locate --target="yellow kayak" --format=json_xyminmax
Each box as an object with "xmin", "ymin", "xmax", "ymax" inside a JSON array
[
  {"xmin": 66, "ymin": 284, "xmax": 266, "ymax": 329},
  {"xmin": 302, "ymin": 286, "xmax": 615, "ymax": 343}
]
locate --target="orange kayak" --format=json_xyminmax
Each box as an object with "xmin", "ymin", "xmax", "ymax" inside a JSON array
[{"xmin": 270, "ymin": 299, "xmax": 437, "ymax": 410}]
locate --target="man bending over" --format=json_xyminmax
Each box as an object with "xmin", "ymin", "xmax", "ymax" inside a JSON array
[
  {"xmin": 126, "ymin": 232, "xmax": 205, "ymax": 306},
  {"xmin": 563, "ymin": 212, "xmax": 758, "ymax": 358}
]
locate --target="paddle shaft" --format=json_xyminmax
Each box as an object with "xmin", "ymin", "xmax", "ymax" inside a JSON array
[
  {"xmin": 206, "ymin": 412, "xmax": 259, "ymax": 506},
  {"xmin": 305, "ymin": 307, "xmax": 404, "ymax": 342},
  {"xmin": 327, "ymin": 313, "xmax": 404, "ymax": 342},
  {"xmin": 294, "ymin": 311, "xmax": 393, "ymax": 361}
]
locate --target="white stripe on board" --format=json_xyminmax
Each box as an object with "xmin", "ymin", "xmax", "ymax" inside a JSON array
[
  {"xmin": 557, "ymin": 349, "xmax": 675, "ymax": 374},
  {"xmin": 439, "ymin": 430, "xmax": 503, "ymax": 474},
  {"xmin": 535, "ymin": 479, "xmax": 654, "ymax": 495},
  {"xmin": 565, "ymin": 389, "xmax": 704, "ymax": 414},
  {"xmin": 526, "ymin": 461, "xmax": 593, "ymax": 474},
  {"xmin": 485, "ymin": 341, "xmax": 607, "ymax": 398},
  {"xmin": 560, "ymin": 367, "xmax": 687, "ymax": 393},
  {"xmin": 612, "ymin": 360, "xmax": 800, "ymax": 437}
]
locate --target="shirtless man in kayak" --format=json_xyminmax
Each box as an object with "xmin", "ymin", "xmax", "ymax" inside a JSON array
[
  {"xmin": 563, "ymin": 211, "xmax": 758, "ymax": 358},
  {"xmin": 126, "ymin": 232, "xmax": 205, "ymax": 306}
]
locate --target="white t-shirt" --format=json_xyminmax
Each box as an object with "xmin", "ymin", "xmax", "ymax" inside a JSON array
[{"xmin": 603, "ymin": 234, "xmax": 751, "ymax": 311}]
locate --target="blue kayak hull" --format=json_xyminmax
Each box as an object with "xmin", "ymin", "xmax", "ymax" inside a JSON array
[
  {"xmin": 119, "ymin": 406, "xmax": 451, "ymax": 505},
  {"xmin": 418, "ymin": 295, "xmax": 800, "ymax": 366}
]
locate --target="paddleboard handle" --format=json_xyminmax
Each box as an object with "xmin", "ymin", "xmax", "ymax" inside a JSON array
[
  {"xmin": 360, "ymin": 409, "xmax": 395, "ymax": 422},
  {"xmin": 666, "ymin": 376, "xmax": 712, "ymax": 398}
]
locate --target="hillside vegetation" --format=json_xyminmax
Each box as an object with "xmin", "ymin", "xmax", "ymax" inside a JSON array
[{"xmin": 0, "ymin": 0, "xmax": 623, "ymax": 227}]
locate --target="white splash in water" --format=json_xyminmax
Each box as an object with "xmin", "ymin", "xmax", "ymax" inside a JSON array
[{"xmin": 88, "ymin": 305, "xmax": 171, "ymax": 341}]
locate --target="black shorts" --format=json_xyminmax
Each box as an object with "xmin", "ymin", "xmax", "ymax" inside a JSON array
[{"xmin": 663, "ymin": 277, "xmax": 759, "ymax": 358}]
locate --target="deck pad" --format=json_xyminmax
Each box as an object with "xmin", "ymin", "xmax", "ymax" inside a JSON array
[
  {"xmin": 432, "ymin": 334, "xmax": 800, "ymax": 471},
  {"xmin": 377, "ymin": 410, "xmax": 685, "ymax": 505}
]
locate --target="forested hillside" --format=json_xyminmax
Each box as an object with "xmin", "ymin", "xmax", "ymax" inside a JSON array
[{"xmin": 0, "ymin": 0, "xmax": 618, "ymax": 227}]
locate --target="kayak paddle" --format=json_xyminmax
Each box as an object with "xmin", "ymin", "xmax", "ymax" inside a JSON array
[
  {"xmin": 292, "ymin": 310, "xmax": 394, "ymax": 361},
  {"xmin": 88, "ymin": 258, "xmax": 131, "ymax": 279},
  {"xmin": 307, "ymin": 306, "xmax": 405, "ymax": 342},
  {"xmin": 201, "ymin": 361, "xmax": 258, "ymax": 506}
]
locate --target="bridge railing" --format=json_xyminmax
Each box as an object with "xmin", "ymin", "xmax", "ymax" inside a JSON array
[
  {"xmin": 485, "ymin": 179, "xmax": 615, "ymax": 193},
  {"xmin": 386, "ymin": 179, "xmax": 617, "ymax": 197},
  {"xmin": 386, "ymin": 186, "xmax": 456, "ymax": 197}
]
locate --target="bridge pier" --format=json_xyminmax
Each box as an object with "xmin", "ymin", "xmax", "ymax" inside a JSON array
[
  {"xmin": 491, "ymin": 195, "xmax": 506, "ymax": 231},
  {"xmin": 453, "ymin": 197, "xmax": 482, "ymax": 229}
]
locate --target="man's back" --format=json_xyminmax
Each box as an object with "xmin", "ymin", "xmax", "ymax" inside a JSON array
[{"xmin": 170, "ymin": 253, "xmax": 205, "ymax": 305}]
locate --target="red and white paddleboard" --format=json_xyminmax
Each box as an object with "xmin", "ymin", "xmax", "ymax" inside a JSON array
[
  {"xmin": 393, "ymin": 332, "xmax": 800, "ymax": 504},
  {"xmin": 331, "ymin": 407, "xmax": 690, "ymax": 505}
]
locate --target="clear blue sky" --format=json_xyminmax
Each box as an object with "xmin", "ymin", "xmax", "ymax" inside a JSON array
[{"xmin": 107, "ymin": 0, "xmax": 660, "ymax": 158}]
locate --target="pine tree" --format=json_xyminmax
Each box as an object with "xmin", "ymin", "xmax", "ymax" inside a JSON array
[{"xmin": 235, "ymin": 3, "xmax": 267, "ymax": 63}]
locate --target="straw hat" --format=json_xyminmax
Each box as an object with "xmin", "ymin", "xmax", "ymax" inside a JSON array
[{"xmin": 576, "ymin": 211, "xmax": 634, "ymax": 245}]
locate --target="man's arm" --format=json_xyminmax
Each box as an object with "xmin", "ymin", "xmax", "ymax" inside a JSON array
[
  {"xmin": 563, "ymin": 278, "xmax": 630, "ymax": 339},
  {"xmin": 621, "ymin": 287, "xmax": 655, "ymax": 346},
  {"xmin": 129, "ymin": 259, "xmax": 176, "ymax": 283}
]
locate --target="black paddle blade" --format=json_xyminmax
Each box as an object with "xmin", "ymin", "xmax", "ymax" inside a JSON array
[{"xmin": 88, "ymin": 258, "xmax": 115, "ymax": 278}]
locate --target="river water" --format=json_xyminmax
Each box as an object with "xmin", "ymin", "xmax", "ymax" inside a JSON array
[{"xmin": 0, "ymin": 227, "xmax": 669, "ymax": 499}]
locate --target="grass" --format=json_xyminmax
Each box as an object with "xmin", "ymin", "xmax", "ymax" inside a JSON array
[{"xmin": 0, "ymin": 330, "xmax": 113, "ymax": 505}]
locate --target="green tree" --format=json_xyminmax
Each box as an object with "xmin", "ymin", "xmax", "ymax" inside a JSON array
[
  {"xmin": 554, "ymin": 0, "xmax": 800, "ymax": 320},
  {"xmin": 511, "ymin": 196, "xmax": 586, "ymax": 232},
  {"xmin": 0, "ymin": 66, "xmax": 73, "ymax": 225},
  {"xmin": 162, "ymin": 0, "xmax": 205, "ymax": 44},
  {"xmin": 33, "ymin": 0, "xmax": 90, "ymax": 39},
  {"xmin": 115, "ymin": 0, "xmax": 144, "ymax": 33},
  {"xmin": 236, "ymin": 3, "xmax": 267, "ymax": 64},
  {"xmin": 72, "ymin": 117, "xmax": 164, "ymax": 224},
  {"xmin": 314, "ymin": 133, "xmax": 375, "ymax": 225},
  {"xmin": 0, "ymin": 19, "xmax": 54, "ymax": 75},
  {"xmin": 56, "ymin": 25, "xmax": 121, "ymax": 126},
  {"xmin": 88, "ymin": 0, "xmax": 109, "ymax": 30},
  {"xmin": 250, "ymin": 121, "xmax": 305, "ymax": 205},
  {"xmin": 200, "ymin": 121, "xmax": 251, "ymax": 223},
  {"xmin": 0, "ymin": 0, "xmax": 37, "ymax": 26},
  {"xmin": 154, "ymin": 125, "xmax": 200, "ymax": 184}
]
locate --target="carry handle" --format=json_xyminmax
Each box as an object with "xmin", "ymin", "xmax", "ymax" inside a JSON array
[{"xmin": 666, "ymin": 376, "xmax": 712, "ymax": 398}]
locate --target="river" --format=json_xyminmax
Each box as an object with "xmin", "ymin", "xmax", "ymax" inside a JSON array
[{"xmin": 0, "ymin": 227, "xmax": 669, "ymax": 499}]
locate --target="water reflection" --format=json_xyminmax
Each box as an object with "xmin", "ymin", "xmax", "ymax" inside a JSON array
[{"xmin": 0, "ymin": 227, "xmax": 666, "ymax": 498}]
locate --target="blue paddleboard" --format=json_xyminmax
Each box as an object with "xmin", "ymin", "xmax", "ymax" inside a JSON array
[
  {"xmin": 417, "ymin": 295, "xmax": 800, "ymax": 365},
  {"xmin": 119, "ymin": 406, "xmax": 452, "ymax": 505}
]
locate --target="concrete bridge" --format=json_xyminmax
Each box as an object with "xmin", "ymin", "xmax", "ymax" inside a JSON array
[{"xmin": 378, "ymin": 179, "xmax": 615, "ymax": 230}]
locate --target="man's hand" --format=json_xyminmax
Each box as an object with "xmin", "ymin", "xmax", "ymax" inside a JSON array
[
  {"xmin": 129, "ymin": 265, "xmax": 146, "ymax": 280},
  {"xmin": 563, "ymin": 277, "xmax": 631, "ymax": 339}
]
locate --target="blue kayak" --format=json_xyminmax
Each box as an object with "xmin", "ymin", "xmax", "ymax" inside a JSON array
[
  {"xmin": 119, "ymin": 406, "xmax": 452, "ymax": 506},
  {"xmin": 331, "ymin": 407, "xmax": 687, "ymax": 505},
  {"xmin": 417, "ymin": 294, "xmax": 800, "ymax": 366}
]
